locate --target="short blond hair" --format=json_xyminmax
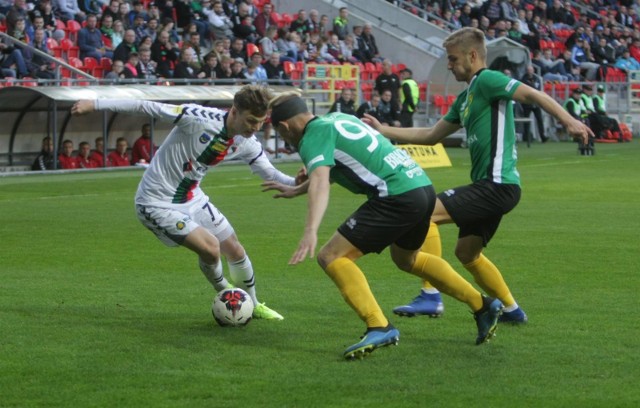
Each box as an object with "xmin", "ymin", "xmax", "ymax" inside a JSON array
[{"xmin": 443, "ymin": 27, "xmax": 487, "ymax": 60}]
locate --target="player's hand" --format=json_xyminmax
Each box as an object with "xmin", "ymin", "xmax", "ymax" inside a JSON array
[
  {"xmin": 262, "ymin": 181, "xmax": 299, "ymax": 198},
  {"xmin": 289, "ymin": 230, "xmax": 317, "ymax": 265},
  {"xmin": 361, "ymin": 113, "xmax": 382, "ymax": 130},
  {"xmin": 294, "ymin": 166, "xmax": 308, "ymax": 185},
  {"xmin": 566, "ymin": 118, "xmax": 594, "ymax": 144},
  {"xmin": 71, "ymin": 100, "xmax": 95, "ymax": 116}
]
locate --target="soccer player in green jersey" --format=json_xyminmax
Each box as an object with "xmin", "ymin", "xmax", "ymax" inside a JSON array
[
  {"xmin": 363, "ymin": 27, "xmax": 593, "ymax": 323},
  {"xmin": 262, "ymin": 92, "xmax": 504, "ymax": 360}
]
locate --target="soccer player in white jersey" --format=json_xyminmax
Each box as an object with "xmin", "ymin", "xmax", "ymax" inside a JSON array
[{"xmin": 71, "ymin": 85, "xmax": 294, "ymax": 320}]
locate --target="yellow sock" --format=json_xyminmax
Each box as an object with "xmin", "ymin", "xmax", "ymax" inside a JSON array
[
  {"xmin": 410, "ymin": 252, "xmax": 483, "ymax": 311},
  {"xmin": 463, "ymin": 254, "xmax": 516, "ymax": 307},
  {"xmin": 420, "ymin": 222, "xmax": 441, "ymax": 291},
  {"xmin": 325, "ymin": 257, "xmax": 388, "ymax": 328}
]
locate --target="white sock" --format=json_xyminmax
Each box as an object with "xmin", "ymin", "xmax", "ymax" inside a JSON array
[
  {"xmin": 229, "ymin": 255, "xmax": 258, "ymax": 305},
  {"xmin": 199, "ymin": 258, "xmax": 229, "ymax": 292},
  {"xmin": 422, "ymin": 288, "xmax": 440, "ymax": 295},
  {"xmin": 503, "ymin": 303, "xmax": 519, "ymax": 313}
]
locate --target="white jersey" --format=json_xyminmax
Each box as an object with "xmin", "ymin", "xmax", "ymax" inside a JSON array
[{"xmin": 95, "ymin": 100, "xmax": 295, "ymax": 208}]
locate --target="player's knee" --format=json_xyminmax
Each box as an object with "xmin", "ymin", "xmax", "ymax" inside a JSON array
[
  {"xmin": 391, "ymin": 253, "xmax": 415, "ymax": 272},
  {"xmin": 316, "ymin": 248, "xmax": 337, "ymax": 270},
  {"xmin": 455, "ymin": 247, "xmax": 478, "ymax": 265}
]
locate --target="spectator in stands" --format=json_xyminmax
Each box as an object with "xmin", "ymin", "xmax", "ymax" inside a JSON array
[
  {"xmin": 79, "ymin": 14, "xmax": 113, "ymax": 61},
  {"xmin": 481, "ymin": 0, "xmax": 503, "ymax": 25},
  {"xmin": 90, "ymin": 137, "xmax": 105, "ymax": 167},
  {"xmin": 223, "ymin": 0, "xmax": 239, "ymax": 17},
  {"xmin": 276, "ymin": 29, "xmax": 301, "ymax": 63},
  {"xmin": 113, "ymin": 29, "xmax": 138, "ymax": 63},
  {"xmin": 131, "ymin": 123, "xmax": 156, "ymax": 164},
  {"xmin": 144, "ymin": 17, "xmax": 159, "ymax": 42},
  {"xmin": 122, "ymin": 51, "xmax": 140, "ymax": 78},
  {"xmin": 378, "ymin": 89, "xmax": 401, "ymax": 128},
  {"xmin": 77, "ymin": 141, "xmax": 100, "ymax": 168},
  {"xmin": 328, "ymin": 88, "xmax": 356, "ymax": 115},
  {"xmin": 352, "ymin": 25, "xmax": 370, "ymax": 63},
  {"xmin": 231, "ymin": 2, "xmax": 256, "ymax": 43},
  {"xmin": 259, "ymin": 25, "xmax": 277, "ymax": 59},
  {"xmin": 303, "ymin": 31, "xmax": 322, "ymax": 62},
  {"xmin": 111, "ymin": 19, "xmax": 125, "ymax": 49},
  {"xmin": 290, "ymin": 9, "xmax": 310, "ymax": 38},
  {"xmin": 58, "ymin": 139, "xmax": 78, "ymax": 169},
  {"xmin": 262, "ymin": 51, "xmax": 289, "ymax": 85},
  {"xmin": 253, "ymin": 2, "xmax": 276, "ymax": 38},
  {"xmin": 185, "ymin": 31, "xmax": 205, "ymax": 67},
  {"xmin": 132, "ymin": 14, "xmax": 148, "ymax": 44},
  {"xmin": 198, "ymin": 51, "xmax": 218, "ymax": 80},
  {"xmin": 307, "ymin": 9, "xmax": 320, "ymax": 33},
  {"xmin": 31, "ymin": 136, "xmax": 55, "ymax": 171},
  {"xmin": 102, "ymin": 0, "xmax": 120, "ymax": 22},
  {"xmin": 375, "ymin": 59, "xmax": 401, "ymax": 103},
  {"xmin": 361, "ymin": 23, "xmax": 381, "ymax": 62},
  {"xmin": 318, "ymin": 14, "xmax": 330, "ymax": 38},
  {"xmin": 27, "ymin": 28, "xmax": 56, "ymax": 79},
  {"xmin": 399, "ymin": 68, "xmax": 419, "ymax": 128},
  {"xmin": 99, "ymin": 14, "xmax": 116, "ymax": 52},
  {"xmin": 246, "ymin": 51, "xmax": 267, "ymax": 81},
  {"xmin": 229, "ymin": 37, "xmax": 247, "ymax": 62},
  {"xmin": 151, "ymin": 29, "xmax": 179, "ymax": 78},
  {"xmin": 532, "ymin": 49, "xmax": 569, "ymax": 81},
  {"xmin": 332, "ymin": 6, "xmax": 349, "ymax": 40},
  {"xmin": 108, "ymin": 137, "xmax": 131, "ymax": 167},
  {"xmin": 547, "ymin": 0, "xmax": 574, "ymax": 29},
  {"xmin": 616, "ymin": 5, "xmax": 635, "ymax": 28},
  {"xmin": 570, "ymin": 38, "xmax": 599, "ymax": 80},
  {"xmin": 519, "ymin": 65, "xmax": 548, "ymax": 143},
  {"xmin": 202, "ymin": 0, "xmax": 234, "ymax": 40},
  {"xmin": 0, "ymin": 35, "xmax": 28, "ymax": 78},
  {"xmin": 53, "ymin": 0, "xmax": 86, "ymax": 23},
  {"xmin": 104, "ymin": 59, "xmax": 125, "ymax": 80},
  {"xmin": 614, "ymin": 49, "xmax": 640, "ymax": 71},
  {"xmin": 136, "ymin": 47, "xmax": 158, "ymax": 80},
  {"xmin": 10, "ymin": 17, "xmax": 29, "ymax": 44},
  {"xmin": 356, "ymin": 92, "xmax": 381, "ymax": 120},
  {"xmin": 6, "ymin": 0, "xmax": 31, "ymax": 35},
  {"xmin": 173, "ymin": 47, "xmax": 198, "ymax": 81},
  {"xmin": 35, "ymin": 1, "xmax": 65, "ymax": 41},
  {"xmin": 592, "ymin": 36, "xmax": 615, "ymax": 66},
  {"xmin": 459, "ymin": 4, "xmax": 473, "ymax": 27},
  {"xmin": 215, "ymin": 55, "xmax": 233, "ymax": 81},
  {"xmin": 158, "ymin": 17, "xmax": 180, "ymax": 44},
  {"xmin": 230, "ymin": 58, "xmax": 247, "ymax": 83},
  {"xmin": 341, "ymin": 34, "xmax": 359, "ymax": 63},
  {"xmin": 116, "ymin": 2, "xmax": 130, "ymax": 29}
]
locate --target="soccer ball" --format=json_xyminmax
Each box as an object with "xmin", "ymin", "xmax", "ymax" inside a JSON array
[{"xmin": 212, "ymin": 288, "xmax": 254, "ymax": 327}]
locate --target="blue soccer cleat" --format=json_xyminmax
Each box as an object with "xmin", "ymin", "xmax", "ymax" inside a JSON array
[
  {"xmin": 343, "ymin": 325, "xmax": 400, "ymax": 360},
  {"xmin": 392, "ymin": 291, "xmax": 444, "ymax": 317},
  {"xmin": 499, "ymin": 307, "xmax": 528, "ymax": 324},
  {"xmin": 474, "ymin": 296, "xmax": 503, "ymax": 345}
]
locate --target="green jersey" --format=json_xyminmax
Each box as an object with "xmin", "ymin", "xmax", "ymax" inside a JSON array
[
  {"xmin": 444, "ymin": 69, "xmax": 521, "ymax": 185},
  {"xmin": 299, "ymin": 113, "xmax": 431, "ymax": 198}
]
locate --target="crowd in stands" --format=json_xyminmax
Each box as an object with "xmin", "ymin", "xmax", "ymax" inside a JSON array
[{"xmin": 390, "ymin": 0, "xmax": 640, "ymax": 82}]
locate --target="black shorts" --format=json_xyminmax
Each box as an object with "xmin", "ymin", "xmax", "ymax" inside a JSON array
[
  {"xmin": 438, "ymin": 179, "xmax": 521, "ymax": 246},
  {"xmin": 337, "ymin": 185, "xmax": 436, "ymax": 254}
]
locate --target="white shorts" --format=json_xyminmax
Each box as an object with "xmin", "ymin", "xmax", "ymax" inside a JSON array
[{"xmin": 136, "ymin": 198, "xmax": 234, "ymax": 247}]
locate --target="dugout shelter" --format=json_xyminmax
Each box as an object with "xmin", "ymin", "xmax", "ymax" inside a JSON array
[{"xmin": 0, "ymin": 85, "xmax": 298, "ymax": 170}]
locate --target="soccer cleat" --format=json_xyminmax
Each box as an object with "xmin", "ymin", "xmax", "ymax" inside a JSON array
[
  {"xmin": 392, "ymin": 291, "xmax": 444, "ymax": 317},
  {"xmin": 252, "ymin": 303, "xmax": 284, "ymax": 320},
  {"xmin": 343, "ymin": 325, "xmax": 400, "ymax": 360},
  {"xmin": 474, "ymin": 296, "xmax": 503, "ymax": 345},
  {"xmin": 499, "ymin": 307, "xmax": 528, "ymax": 324}
]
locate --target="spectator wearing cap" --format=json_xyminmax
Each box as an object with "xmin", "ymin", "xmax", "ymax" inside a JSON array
[
  {"xmin": 591, "ymin": 84, "xmax": 622, "ymax": 139},
  {"xmin": 399, "ymin": 68, "xmax": 419, "ymax": 128},
  {"xmin": 570, "ymin": 38, "xmax": 600, "ymax": 80},
  {"xmin": 563, "ymin": 88, "xmax": 585, "ymax": 121}
]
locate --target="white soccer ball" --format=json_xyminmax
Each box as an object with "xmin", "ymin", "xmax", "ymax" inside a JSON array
[{"xmin": 212, "ymin": 288, "xmax": 254, "ymax": 327}]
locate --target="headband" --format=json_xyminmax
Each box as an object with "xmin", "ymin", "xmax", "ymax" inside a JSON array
[{"xmin": 270, "ymin": 96, "xmax": 308, "ymax": 127}]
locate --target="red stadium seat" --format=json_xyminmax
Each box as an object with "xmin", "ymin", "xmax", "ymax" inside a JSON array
[{"xmin": 66, "ymin": 20, "xmax": 82, "ymax": 43}]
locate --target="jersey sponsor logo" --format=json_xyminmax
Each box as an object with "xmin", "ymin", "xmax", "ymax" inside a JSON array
[
  {"xmin": 307, "ymin": 154, "xmax": 325, "ymax": 168},
  {"xmin": 199, "ymin": 133, "xmax": 212, "ymax": 144},
  {"xmin": 505, "ymin": 79, "xmax": 518, "ymax": 92},
  {"xmin": 383, "ymin": 149, "xmax": 414, "ymax": 170}
]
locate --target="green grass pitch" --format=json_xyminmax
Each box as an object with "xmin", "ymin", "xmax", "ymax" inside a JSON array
[{"xmin": 1, "ymin": 141, "xmax": 639, "ymax": 407}]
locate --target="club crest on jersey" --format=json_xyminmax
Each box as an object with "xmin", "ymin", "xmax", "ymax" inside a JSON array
[
  {"xmin": 176, "ymin": 221, "xmax": 185, "ymax": 230},
  {"xmin": 199, "ymin": 133, "xmax": 212, "ymax": 144}
]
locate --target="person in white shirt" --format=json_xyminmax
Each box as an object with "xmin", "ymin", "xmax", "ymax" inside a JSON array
[{"xmin": 71, "ymin": 85, "xmax": 296, "ymax": 320}]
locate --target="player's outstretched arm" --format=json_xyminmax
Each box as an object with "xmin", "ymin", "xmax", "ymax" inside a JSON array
[
  {"xmin": 513, "ymin": 83, "xmax": 593, "ymax": 144},
  {"xmin": 72, "ymin": 99, "xmax": 184, "ymax": 123},
  {"xmin": 289, "ymin": 166, "xmax": 331, "ymax": 265},
  {"xmin": 362, "ymin": 113, "xmax": 460, "ymax": 145},
  {"xmin": 262, "ymin": 179, "xmax": 309, "ymax": 198}
]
